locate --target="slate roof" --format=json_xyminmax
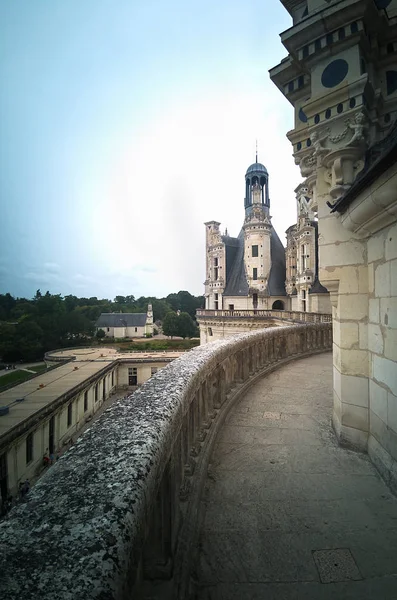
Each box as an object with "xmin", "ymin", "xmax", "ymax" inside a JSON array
[
  {"xmin": 223, "ymin": 230, "xmax": 249, "ymax": 296},
  {"xmin": 267, "ymin": 228, "xmax": 287, "ymax": 296},
  {"xmin": 223, "ymin": 228, "xmax": 287, "ymax": 297},
  {"xmin": 96, "ymin": 313, "xmax": 147, "ymax": 328}
]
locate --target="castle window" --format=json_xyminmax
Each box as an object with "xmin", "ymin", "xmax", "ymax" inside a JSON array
[
  {"xmin": 298, "ymin": 75, "xmax": 304, "ymax": 88},
  {"xmin": 315, "ymin": 39, "xmax": 321, "ymax": 51},
  {"xmin": 326, "ymin": 33, "xmax": 333, "ymax": 45},
  {"xmin": 252, "ymin": 245, "xmax": 258, "ymax": 257},
  {"xmin": 214, "ymin": 268, "xmax": 218, "ymax": 280},
  {"xmin": 26, "ymin": 432, "xmax": 34, "ymax": 465},
  {"xmin": 84, "ymin": 391, "xmax": 88, "ymax": 412},
  {"xmin": 338, "ymin": 28, "xmax": 345, "ymax": 41},
  {"xmin": 214, "ymin": 257, "xmax": 218, "ymax": 267},
  {"xmin": 208, "ymin": 327, "xmax": 213, "ymax": 336},
  {"xmin": 253, "ymin": 268, "xmax": 258, "ymax": 280},
  {"xmin": 67, "ymin": 403, "xmax": 73, "ymax": 427},
  {"xmin": 350, "ymin": 22, "xmax": 358, "ymax": 34}
]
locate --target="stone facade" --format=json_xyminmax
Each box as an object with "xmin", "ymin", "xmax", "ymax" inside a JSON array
[
  {"xmin": 270, "ymin": 0, "xmax": 397, "ymax": 487},
  {"xmin": 95, "ymin": 304, "xmax": 154, "ymax": 338},
  {"xmin": 285, "ymin": 183, "xmax": 332, "ymax": 313},
  {"xmin": 204, "ymin": 160, "xmax": 287, "ymax": 313},
  {"xmin": 197, "ymin": 307, "xmax": 332, "ymax": 343},
  {"xmin": 0, "ymin": 351, "xmax": 177, "ymax": 502},
  {"xmin": 0, "ymin": 323, "xmax": 332, "ymax": 600}
]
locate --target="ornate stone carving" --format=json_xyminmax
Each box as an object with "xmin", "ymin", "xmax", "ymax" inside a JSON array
[
  {"xmin": 311, "ymin": 130, "xmax": 331, "ymax": 159},
  {"xmin": 299, "ymin": 152, "xmax": 316, "ymax": 177},
  {"xmin": 345, "ymin": 111, "xmax": 368, "ymax": 147}
]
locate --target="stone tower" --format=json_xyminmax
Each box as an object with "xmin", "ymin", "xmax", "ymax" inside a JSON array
[
  {"xmin": 270, "ymin": 1, "xmax": 397, "ymax": 480},
  {"xmin": 243, "ymin": 160, "xmax": 273, "ymax": 306},
  {"xmin": 203, "ymin": 159, "xmax": 286, "ymax": 313}
]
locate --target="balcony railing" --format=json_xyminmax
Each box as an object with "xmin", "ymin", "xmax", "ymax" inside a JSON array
[
  {"xmin": 196, "ymin": 308, "xmax": 332, "ymax": 322},
  {"xmin": 0, "ymin": 323, "xmax": 332, "ymax": 600}
]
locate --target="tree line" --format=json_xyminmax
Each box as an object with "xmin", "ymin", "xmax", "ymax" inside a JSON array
[{"xmin": 0, "ymin": 290, "xmax": 204, "ymax": 362}]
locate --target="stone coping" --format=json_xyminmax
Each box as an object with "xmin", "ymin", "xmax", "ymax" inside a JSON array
[{"xmin": 0, "ymin": 323, "xmax": 332, "ymax": 600}]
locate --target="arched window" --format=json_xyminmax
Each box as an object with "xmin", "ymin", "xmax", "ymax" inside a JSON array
[{"xmin": 272, "ymin": 300, "xmax": 284, "ymax": 310}]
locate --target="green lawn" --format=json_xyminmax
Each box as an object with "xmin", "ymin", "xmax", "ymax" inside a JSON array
[
  {"xmin": 0, "ymin": 363, "xmax": 47, "ymax": 387},
  {"xmin": 30, "ymin": 364, "xmax": 48, "ymax": 374}
]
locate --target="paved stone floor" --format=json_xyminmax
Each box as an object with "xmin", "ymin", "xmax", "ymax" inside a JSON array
[{"xmin": 195, "ymin": 353, "xmax": 397, "ymax": 599}]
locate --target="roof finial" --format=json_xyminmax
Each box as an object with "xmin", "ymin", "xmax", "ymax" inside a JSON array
[{"xmin": 255, "ymin": 139, "xmax": 258, "ymax": 163}]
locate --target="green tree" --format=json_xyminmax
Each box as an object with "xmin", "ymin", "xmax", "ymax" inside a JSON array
[
  {"xmin": 177, "ymin": 312, "xmax": 198, "ymax": 338},
  {"xmin": 96, "ymin": 328, "xmax": 106, "ymax": 340},
  {"xmin": 162, "ymin": 311, "xmax": 179, "ymax": 338}
]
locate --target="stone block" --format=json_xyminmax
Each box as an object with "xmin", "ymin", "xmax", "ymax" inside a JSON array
[
  {"xmin": 375, "ymin": 262, "xmax": 391, "ymax": 298},
  {"xmin": 339, "ymin": 348, "xmax": 369, "ymax": 377},
  {"xmin": 334, "ymin": 321, "xmax": 359, "ymax": 349},
  {"xmin": 370, "ymin": 410, "xmax": 397, "ymax": 463},
  {"xmin": 380, "ymin": 297, "xmax": 397, "ymax": 329},
  {"xmin": 337, "ymin": 421, "xmax": 369, "ymax": 452},
  {"xmin": 368, "ymin": 263, "xmax": 374, "ymax": 294},
  {"xmin": 358, "ymin": 265, "xmax": 369, "ymax": 294},
  {"xmin": 337, "ymin": 266, "xmax": 359, "ymax": 294},
  {"xmin": 391, "ymin": 260, "xmax": 397, "ymax": 297},
  {"xmin": 368, "ymin": 434, "xmax": 393, "ymax": 484},
  {"xmin": 373, "ymin": 355, "xmax": 397, "ymax": 396},
  {"xmin": 367, "ymin": 230, "xmax": 386, "ymax": 262},
  {"xmin": 384, "ymin": 328, "xmax": 397, "ymax": 362},
  {"xmin": 385, "ymin": 223, "xmax": 397, "ymax": 261},
  {"xmin": 369, "ymin": 299, "xmax": 379, "ymax": 324},
  {"xmin": 359, "ymin": 323, "xmax": 368, "ymax": 351},
  {"xmin": 320, "ymin": 240, "xmax": 365, "ymax": 268},
  {"xmin": 335, "ymin": 370, "xmax": 368, "ymax": 409},
  {"xmin": 341, "ymin": 402, "xmax": 368, "ymax": 432},
  {"xmin": 369, "ymin": 380, "xmax": 388, "ymax": 423},
  {"xmin": 368, "ymin": 323, "xmax": 384, "ymax": 355},
  {"xmin": 337, "ymin": 294, "xmax": 368, "ymax": 321},
  {"xmin": 318, "ymin": 214, "xmax": 356, "ymax": 243},
  {"xmin": 388, "ymin": 391, "xmax": 397, "ymax": 435}
]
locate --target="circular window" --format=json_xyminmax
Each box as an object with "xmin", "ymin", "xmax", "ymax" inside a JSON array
[
  {"xmin": 306, "ymin": 138, "xmax": 312, "ymax": 147},
  {"xmin": 314, "ymin": 114, "xmax": 320, "ymax": 124},
  {"xmin": 349, "ymin": 97, "xmax": 356, "ymax": 109},
  {"xmin": 337, "ymin": 103, "xmax": 344, "ymax": 114},
  {"xmin": 325, "ymin": 108, "xmax": 331, "ymax": 119},
  {"xmin": 297, "ymin": 142, "xmax": 302, "ymax": 151},
  {"xmin": 299, "ymin": 108, "xmax": 308, "ymax": 123},
  {"xmin": 321, "ymin": 59, "xmax": 349, "ymax": 88}
]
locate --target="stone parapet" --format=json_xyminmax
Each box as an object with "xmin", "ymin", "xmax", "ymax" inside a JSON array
[
  {"xmin": 0, "ymin": 323, "xmax": 332, "ymax": 600},
  {"xmin": 197, "ymin": 308, "xmax": 332, "ymax": 322}
]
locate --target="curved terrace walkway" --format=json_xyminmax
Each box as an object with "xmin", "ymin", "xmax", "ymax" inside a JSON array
[{"xmin": 195, "ymin": 353, "xmax": 397, "ymax": 599}]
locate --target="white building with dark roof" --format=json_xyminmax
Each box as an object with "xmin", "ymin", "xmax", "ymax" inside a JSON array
[
  {"xmin": 95, "ymin": 304, "xmax": 153, "ymax": 338},
  {"xmin": 204, "ymin": 158, "xmax": 287, "ymax": 313}
]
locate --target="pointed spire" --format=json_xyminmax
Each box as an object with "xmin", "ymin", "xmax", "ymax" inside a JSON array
[{"xmin": 255, "ymin": 139, "xmax": 258, "ymax": 163}]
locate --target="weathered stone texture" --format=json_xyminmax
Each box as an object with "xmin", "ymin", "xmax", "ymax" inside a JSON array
[{"xmin": 0, "ymin": 324, "xmax": 332, "ymax": 600}]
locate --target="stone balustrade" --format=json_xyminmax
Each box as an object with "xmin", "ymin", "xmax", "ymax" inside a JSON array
[
  {"xmin": 196, "ymin": 308, "xmax": 332, "ymax": 322},
  {"xmin": 0, "ymin": 323, "xmax": 332, "ymax": 600}
]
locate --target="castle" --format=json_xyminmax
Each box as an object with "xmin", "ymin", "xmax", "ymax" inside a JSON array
[{"xmin": 204, "ymin": 157, "xmax": 287, "ymax": 313}]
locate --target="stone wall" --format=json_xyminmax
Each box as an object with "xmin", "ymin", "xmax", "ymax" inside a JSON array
[{"xmin": 0, "ymin": 323, "xmax": 332, "ymax": 600}]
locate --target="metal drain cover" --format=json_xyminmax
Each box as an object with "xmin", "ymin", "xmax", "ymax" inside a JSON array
[{"xmin": 312, "ymin": 548, "xmax": 362, "ymax": 583}]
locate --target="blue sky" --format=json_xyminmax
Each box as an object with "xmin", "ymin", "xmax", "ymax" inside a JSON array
[{"xmin": 0, "ymin": 0, "xmax": 299, "ymax": 300}]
